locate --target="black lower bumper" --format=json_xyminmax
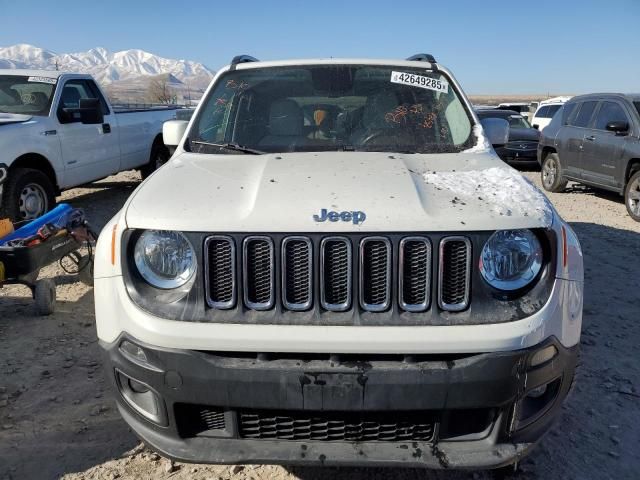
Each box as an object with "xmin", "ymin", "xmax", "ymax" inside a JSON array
[
  {"xmin": 101, "ymin": 336, "xmax": 578, "ymax": 469},
  {"xmin": 495, "ymin": 147, "xmax": 538, "ymax": 163}
]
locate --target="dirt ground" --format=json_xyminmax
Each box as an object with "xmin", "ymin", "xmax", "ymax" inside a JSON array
[{"xmin": 1, "ymin": 167, "xmax": 639, "ymax": 480}]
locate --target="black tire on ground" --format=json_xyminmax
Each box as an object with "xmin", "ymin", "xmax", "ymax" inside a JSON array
[
  {"xmin": 34, "ymin": 278, "xmax": 56, "ymax": 316},
  {"xmin": 140, "ymin": 143, "xmax": 170, "ymax": 180},
  {"xmin": 0, "ymin": 168, "xmax": 56, "ymax": 222},
  {"xmin": 541, "ymin": 153, "xmax": 568, "ymax": 193},
  {"xmin": 624, "ymin": 170, "xmax": 640, "ymax": 222}
]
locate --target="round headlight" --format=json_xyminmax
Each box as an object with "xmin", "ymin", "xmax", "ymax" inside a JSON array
[
  {"xmin": 134, "ymin": 230, "xmax": 196, "ymax": 289},
  {"xmin": 480, "ymin": 229, "xmax": 543, "ymax": 291}
]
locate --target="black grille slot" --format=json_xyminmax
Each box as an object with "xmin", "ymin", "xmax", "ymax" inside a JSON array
[
  {"xmin": 439, "ymin": 237, "xmax": 471, "ymax": 311},
  {"xmin": 360, "ymin": 238, "xmax": 391, "ymax": 311},
  {"xmin": 239, "ymin": 410, "xmax": 434, "ymax": 442},
  {"xmin": 243, "ymin": 237, "xmax": 274, "ymax": 310},
  {"xmin": 204, "ymin": 236, "xmax": 235, "ymax": 309},
  {"xmin": 321, "ymin": 238, "xmax": 351, "ymax": 311},
  {"xmin": 282, "ymin": 237, "xmax": 312, "ymax": 310},
  {"xmin": 175, "ymin": 404, "xmax": 226, "ymax": 438},
  {"xmin": 400, "ymin": 238, "xmax": 431, "ymax": 311}
]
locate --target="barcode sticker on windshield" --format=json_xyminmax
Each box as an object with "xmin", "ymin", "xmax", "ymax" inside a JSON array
[
  {"xmin": 390, "ymin": 71, "xmax": 448, "ymax": 93},
  {"xmin": 27, "ymin": 76, "xmax": 57, "ymax": 84}
]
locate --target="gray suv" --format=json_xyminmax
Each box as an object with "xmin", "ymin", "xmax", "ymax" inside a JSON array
[{"xmin": 537, "ymin": 93, "xmax": 640, "ymax": 221}]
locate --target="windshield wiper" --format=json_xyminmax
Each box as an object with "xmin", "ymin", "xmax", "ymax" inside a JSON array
[{"xmin": 190, "ymin": 140, "xmax": 265, "ymax": 155}]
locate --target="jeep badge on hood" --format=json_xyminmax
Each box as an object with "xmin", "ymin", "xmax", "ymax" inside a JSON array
[{"xmin": 313, "ymin": 209, "xmax": 366, "ymax": 225}]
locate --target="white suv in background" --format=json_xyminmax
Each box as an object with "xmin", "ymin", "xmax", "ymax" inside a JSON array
[{"xmin": 531, "ymin": 96, "xmax": 572, "ymax": 131}]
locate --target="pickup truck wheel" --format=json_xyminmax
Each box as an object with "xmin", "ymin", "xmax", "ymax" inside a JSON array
[
  {"xmin": 541, "ymin": 153, "xmax": 568, "ymax": 193},
  {"xmin": 141, "ymin": 144, "xmax": 169, "ymax": 180},
  {"xmin": 0, "ymin": 168, "xmax": 56, "ymax": 222},
  {"xmin": 625, "ymin": 170, "xmax": 640, "ymax": 222}
]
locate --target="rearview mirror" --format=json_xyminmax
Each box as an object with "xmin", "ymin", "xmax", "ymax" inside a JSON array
[
  {"xmin": 163, "ymin": 120, "xmax": 189, "ymax": 148},
  {"xmin": 78, "ymin": 98, "xmax": 103, "ymax": 124},
  {"xmin": 606, "ymin": 121, "xmax": 629, "ymax": 135},
  {"xmin": 480, "ymin": 118, "xmax": 509, "ymax": 146}
]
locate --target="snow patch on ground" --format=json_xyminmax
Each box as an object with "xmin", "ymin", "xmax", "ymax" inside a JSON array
[
  {"xmin": 423, "ymin": 167, "xmax": 553, "ymax": 226},
  {"xmin": 462, "ymin": 124, "xmax": 492, "ymax": 153}
]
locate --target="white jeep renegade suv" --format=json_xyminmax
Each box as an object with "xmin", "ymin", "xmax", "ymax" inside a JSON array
[{"xmin": 94, "ymin": 54, "xmax": 583, "ymax": 471}]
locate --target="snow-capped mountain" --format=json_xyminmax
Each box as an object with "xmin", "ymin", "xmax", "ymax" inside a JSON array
[{"xmin": 0, "ymin": 44, "xmax": 215, "ymax": 89}]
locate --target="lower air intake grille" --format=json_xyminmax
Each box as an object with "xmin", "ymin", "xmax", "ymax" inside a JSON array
[
  {"xmin": 239, "ymin": 410, "xmax": 435, "ymax": 442},
  {"xmin": 321, "ymin": 237, "xmax": 351, "ymax": 311},
  {"xmin": 360, "ymin": 238, "xmax": 391, "ymax": 311},
  {"xmin": 204, "ymin": 236, "xmax": 235, "ymax": 309},
  {"xmin": 175, "ymin": 404, "xmax": 226, "ymax": 438},
  {"xmin": 439, "ymin": 237, "xmax": 471, "ymax": 311},
  {"xmin": 243, "ymin": 237, "xmax": 274, "ymax": 310},
  {"xmin": 282, "ymin": 237, "xmax": 312, "ymax": 310}
]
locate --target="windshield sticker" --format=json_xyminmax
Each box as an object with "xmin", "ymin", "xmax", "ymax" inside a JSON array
[
  {"xmin": 27, "ymin": 76, "xmax": 57, "ymax": 85},
  {"xmin": 390, "ymin": 71, "xmax": 448, "ymax": 93}
]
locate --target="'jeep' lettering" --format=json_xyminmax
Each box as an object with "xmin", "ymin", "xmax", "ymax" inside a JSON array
[{"xmin": 313, "ymin": 209, "xmax": 366, "ymax": 225}]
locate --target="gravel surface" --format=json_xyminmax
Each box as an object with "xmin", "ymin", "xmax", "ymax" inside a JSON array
[{"xmin": 1, "ymin": 167, "xmax": 638, "ymax": 480}]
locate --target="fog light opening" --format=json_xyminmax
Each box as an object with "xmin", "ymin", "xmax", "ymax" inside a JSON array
[
  {"xmin": 529, "ymin": 345, "xmax": 558, "ymax": 368},
  {"xmin": 115, "ymin": 370, "xmax": 167, "ymax": 426},
  {"xmin": 128, "ymin": 378, "xmax": 150, "ymax": 394},
  {"xmin": 516, "ymin": 377, "xmax": 562, "ymax": 429},
  {"xmin": 527, "ymin": 384, "xmax": 547, "ymax": 398}
]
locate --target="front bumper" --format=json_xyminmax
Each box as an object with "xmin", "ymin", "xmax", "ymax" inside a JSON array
[
  {"xmin": 102, "ymin": 335, "xmax": 578, "ymax": 469},
  {"xmin": 495, "ymin": 147, "xmax": 538, "ymax": 163}
]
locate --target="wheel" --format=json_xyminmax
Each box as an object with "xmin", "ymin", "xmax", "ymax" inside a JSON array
[
  {"xmin": 625, "ymin": 170, "xmax": 640, "ymax": 222},
  {"xmin": 0, "ymin": 168, "xmax": 56, "ymax": 222},
  {"xmin": 77, "ymin": 255, "xmax": 94, "ymax": 286},
  {"xmin": 541, "ymin": 153, "xmax": 568, "ymax": 193},
  {"xmin": 34, "ymin": 278, "xmax": 56, "ymax": 316},
  {"xmin": 140, "ymin": 143, "xmax": 170, "ymax": 180}
]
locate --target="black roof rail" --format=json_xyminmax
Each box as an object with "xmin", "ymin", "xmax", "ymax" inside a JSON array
[
  {"xmin": 230, "ymin": 55, "xmax": 259, "ymax": 70},
  {"xmin": 406, "ymin": 53, "xmax": 437, "ymax": 63}
]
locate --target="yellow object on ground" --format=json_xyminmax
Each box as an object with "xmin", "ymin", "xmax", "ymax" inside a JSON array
[{"xmin": 0, "ymin": 218, "xmax": 14, "ymax": 240}]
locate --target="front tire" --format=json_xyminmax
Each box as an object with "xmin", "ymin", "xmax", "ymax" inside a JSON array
[
  {"xmin": 0, "ymin": 168, "xmax": 56, "ymax": 222},
  {"xmin": 541, "ymin": 153, "xmax": 568, "ymax": 193},
  {"xmin": 140, "ymin": 144, "xmax": 170, "ymax": 180},
  {"xmin": 625, "ymin": 170, "xmax": 640, "ymax": 222}
]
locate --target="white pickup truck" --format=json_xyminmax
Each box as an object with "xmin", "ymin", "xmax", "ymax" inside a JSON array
[
  {"xmin": 0, "ymin": 69, "xmax": 176, "ymax": 221},
  {"xmin": 95, "ymin": 54, "xmax": 583, "ymax": 473}
]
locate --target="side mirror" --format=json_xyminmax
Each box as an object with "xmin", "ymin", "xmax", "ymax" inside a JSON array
[
  {"xmin": 78, "ymin": 98, "xmax": 103, "ymax": 124},
  {"xmin": 163, "ymin": 120, "xmax": 189, "ymax": 148},
  {"xmin": 532, "ymin": 124, "xmax": 539, "ymax": 130},
  {"xmin": 606, "ymin": 121, "xmax": 629, "ymax": 135},
  {"xmin": 480, "ymin": 118, "xmax": 509, "ymax": 146}
]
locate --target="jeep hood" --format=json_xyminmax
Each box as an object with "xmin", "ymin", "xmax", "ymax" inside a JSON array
[
  {"xmin": 125, "ymin": 151, "xmax": 554, "ymax": 232},
  {"xmin": 0, "ymin": 113, "xmax": 33, "ymax": 125}
]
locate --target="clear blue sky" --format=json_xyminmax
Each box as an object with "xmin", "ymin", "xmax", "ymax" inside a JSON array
[{"xmin": 1, "ymin": 0, "xmax": 638, "ymax": 94}]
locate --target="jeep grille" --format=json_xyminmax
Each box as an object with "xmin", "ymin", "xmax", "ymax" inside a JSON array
[{"xmin": 203, "ymin": 234, "xmax": 472, "ymax": 314}]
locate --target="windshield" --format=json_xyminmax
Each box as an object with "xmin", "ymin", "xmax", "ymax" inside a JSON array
[
  {"xmin": 0, "ymin": 75, "xmax": 56, "ymax": 116},
  {"xmin": 507, "ymin": 114, "xmax": 531, "ymax": 129},
  {"xmin": 189, "ymin": 65, "xmax": 474, "ymax": 154},
  {"xmin": 634, "ymin": 101, "xmax": 640, "ymax": 117}
]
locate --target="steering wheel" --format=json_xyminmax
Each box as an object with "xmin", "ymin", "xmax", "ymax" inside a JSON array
[{"xmin": 359, "ymin": 129, "xmax": 394, "ymax": 146}]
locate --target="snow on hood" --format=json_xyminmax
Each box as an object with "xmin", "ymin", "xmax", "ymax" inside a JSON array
[
  {"xmin": 423, "ymin": 166, "xmax": 554, "ymax": 227},
  {"xmin": 0, "ymin": 113, "xmax": 33, "ymax": 125}
]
